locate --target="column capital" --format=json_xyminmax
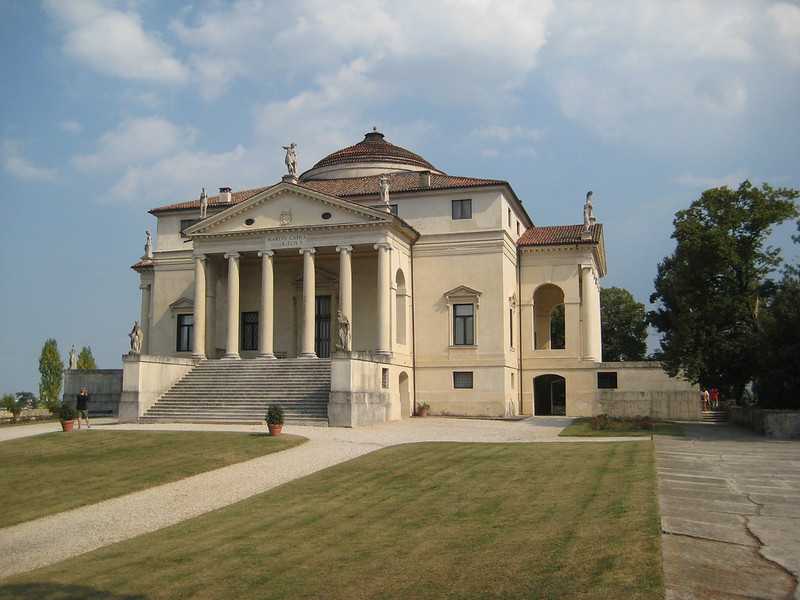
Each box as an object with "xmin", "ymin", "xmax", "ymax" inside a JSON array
[
  {"xmin": 336, "ymin": 245, "xmax": 353, "ymax": 254},
  {"xmin": 258, "ymin": 250, "xmax": 274, "ymax": 258},
  {"xmin": 373, "ymin": 242, "xmax": 391, "ymax": 251},
  {"xmin": 224, "ymin": 252, "xmax": 240, "ymax": 260},
  {"xmin": 299, "ymin": 247, "xmax": 316, "ymax": 255},
  {"xmin": 139, "ymin": 283, "xmax": 151, "ymax": 291},
  {"xmin": 193, "ymin": 253, "xmax": 207, "ymax": 261}
]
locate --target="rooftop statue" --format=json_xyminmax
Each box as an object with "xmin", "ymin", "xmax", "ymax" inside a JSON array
[
  {"xmin": 282, "ymin": 143, "xmax": 298, "ymax": 178},
  {"xmin": 379, "ymin": 175, "xmax": 390, "ymax": 208},
  {"xmin": 129, "ymin": 320, "xmax": 144, "ymax": 355},
  {"xmin": 199, "ymin": 187, "xmax": 208, "ymax": 219},
  {"xmin": 583, "ymin": 191, "xmax": 594, "ymax": 231},
  {"xmin": 144, "ymin": 229, "xmax": 153, "ymax": 259},
  {"xmin": 68, "ymin": 345, "xmax": 78, "ymax": 370}
]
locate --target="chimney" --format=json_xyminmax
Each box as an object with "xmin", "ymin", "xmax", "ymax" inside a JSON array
[
  {"xmin": 418, "ymin": 170, "xmax": 431, "ymax": 188},
  {"xmin": 219, "ymin": 187, "xmax": 232, "ymax": 203}
]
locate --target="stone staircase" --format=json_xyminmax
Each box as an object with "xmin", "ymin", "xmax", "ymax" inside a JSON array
[
  {"xmin": 701, "ymin": 410, "xmax": 729, "ymax": 423},
  {"xmin": 141, "ymin": 359, "xmax": 331, "ymax": 425}
]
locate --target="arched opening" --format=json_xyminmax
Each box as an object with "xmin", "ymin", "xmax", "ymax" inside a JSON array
[
  {"xmin": 395, "ymin": 269, "xmax": 407, "ymax": 345},
  {"xmin": 399, "ymin": 371, "xmax": 410, "ymax": 417},
  {"xmin": 534, "ymin": 374, "xmax": 566, "ymax": 416},
  {"xmin": 533, "ymin": 284, "xmax": 565, "ymax": 350}
]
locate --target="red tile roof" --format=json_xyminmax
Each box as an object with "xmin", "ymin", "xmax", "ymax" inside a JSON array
[
  {"xmin": 518, "ymin": 224, "xmax": 602, "ymax": 247},
  {"xmin": 131, "ymin": 257, "xmax": 154, "ymax": 271},
  {"xmin": 305, "ymin": 130, "xmax": 436, "ymax": 173},
  {"xmin": 149, "ymin": 173, "xmax": 507, "ymax": 214}
]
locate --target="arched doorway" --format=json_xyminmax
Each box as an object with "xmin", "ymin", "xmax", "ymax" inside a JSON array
[
  {"xmin": 533, "ymin": 284, "xmax": 566, "ymax": 350},
  {"xmin": 534, "ymin": 374, "xmax": 566, "ymax": 416},
  {"xmin": 399, "ymin": 371, "xmax": 410, "ymax": 417}
]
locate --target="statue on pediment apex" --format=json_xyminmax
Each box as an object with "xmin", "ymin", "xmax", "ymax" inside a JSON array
[{"xmin": 283, "ymin": 143, "xmax": 298, "ymax": 177}]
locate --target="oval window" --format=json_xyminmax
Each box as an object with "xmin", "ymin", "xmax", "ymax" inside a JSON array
[
  {"xmin": 244, "ymin": 218, "xmax": 255, "ymax": 226},
  {"xmin": 321, "ymin": 212, "xmax": 332, "ymax": 220}
]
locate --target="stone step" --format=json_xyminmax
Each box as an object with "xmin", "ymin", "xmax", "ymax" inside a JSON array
[{"xmin": 139, "ymin": 416, "xmax": 328, "ymax": 426}]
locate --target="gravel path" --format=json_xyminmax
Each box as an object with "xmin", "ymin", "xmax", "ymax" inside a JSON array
[{"xmin": 0, "ymin": 416, "xmax": 644, "ymax": 578}]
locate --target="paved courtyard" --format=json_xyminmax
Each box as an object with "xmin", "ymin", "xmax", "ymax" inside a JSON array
[
  {"xmin": 0, "ymin": 416, "xmax": 641, "ymax": 578},
  {"xmin": 657, "ymin": 424, "xmax": 800, "ymax": 599}
]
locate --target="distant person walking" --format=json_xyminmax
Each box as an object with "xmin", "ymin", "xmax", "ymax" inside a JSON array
[
  {"xmin": 76, "ymin": 387, "xmax": 91, "ymax": 430},
  {"xmin": 709, "ymin": 387, "xmax": 720, "ymax": 410},
  {"xmin": 702, "ymin": 389, "xmax": 710, "ymax": 411}
]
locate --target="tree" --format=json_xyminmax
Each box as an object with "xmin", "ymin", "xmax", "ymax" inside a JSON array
[
  {"xmin": 38, "ymin": 338, "xmax": 64, "ymax": 413},
  {"xmin": 77, "ymin": 346, "xmax": 97, "ymax": 370},
  {"xmin": 550, "ymin": 304, "xmax": 565, "ymax": 349},
  {"xmin": 649, "ymin": 181, "xmax": 798, "ymax": 401},
  {"xmin": 600, "ymin": 287, "xmax": 647, "ymax": 361},
  {"xmin": 2, "ymin": 394, "xmax": 22, "ymax": 422},
  {"xmin": 15, "ymin": 391, "xmax": 38, "ymax": 409}
]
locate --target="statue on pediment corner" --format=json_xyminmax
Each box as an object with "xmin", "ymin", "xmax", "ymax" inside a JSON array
[{"xmin": 282, "ymin": 143, "xmax": 298, "ymax": 177}]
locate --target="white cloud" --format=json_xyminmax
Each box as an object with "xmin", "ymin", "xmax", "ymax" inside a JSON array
[
  {"xmin": 1, "ymin": 140, "xmax": 57, "ymax": 182},
  {"xmin": 768, "ymin": 3, "xmax": 800, "ymax": 65},
  {"xmin": 74, "ymin": 117, "xmax": 197, "ymax": 170},
  {"xmin": 59, "ymin": 120, "xmax": 82, "ymax": 134},
  {"xmin": 44, "ymin": 0, "xmax": 188, "ymax": 84},
  {"xmin": 472, "ymin": 126, "xmax": 544, "ymax": 143}
]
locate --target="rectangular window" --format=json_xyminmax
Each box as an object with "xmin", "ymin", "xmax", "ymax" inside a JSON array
[
  {"xmin": 597, "ymin": 372, "xmax": 618, "ymax": 389},
  {"xmin": 453, "ymin": 371, "xmax": 474, "ymax": 389},
  {"xmin": 453, "ymin": 303, "xmax": 475, "ymax": 345},
  {"xmin": 451, "ymin": 198, "xmax": 472, "ymax": 220},
  {"xmin": 176, "ymin": 314, "xmax": 193, "ymax": 352},
  {"xmin": 507, "ymin": 207, "xmax": 512, "ymax": 227},
  {"xmin": 382, "ymin": 368, "xmax": 389, "ymax": 389},
  {"xmin": 180, "ymin": 219, "xmax": 200, "ymax": 233},
  {"xmin": 509, "ymin": 308, "xmax": 514, "ymax": 347},
  {"xmin": 516, "ymin": 221, "xmax": 520, "ymax": 235},
  {"xmin": 241, "ymin": 312, "xmax": 259, "ymax": 351}
]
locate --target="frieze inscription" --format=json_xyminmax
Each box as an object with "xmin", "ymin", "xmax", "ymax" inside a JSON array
[{"xmin": 267, "ymin": 232, "xmax": 307, "ymax": 248}]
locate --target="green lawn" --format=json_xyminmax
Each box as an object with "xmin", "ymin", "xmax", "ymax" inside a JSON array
[
  {"xmin": 0, "ymin": 430, "xmax": 305, "ymax": 528},
  {"xmin": 2, "ymin": 442, "xmax": 663, "ymax": 600},
  {"xmin": 559, "ymin": 418, "xmax": 684, "ymax": 437}
]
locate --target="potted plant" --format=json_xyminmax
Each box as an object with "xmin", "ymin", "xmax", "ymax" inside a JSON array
[
  {"xmin": 58, "ymin": 403, "xmax": 77, "ymax": 432},
  {"xmin": 416, "ymin": 401, "xmax": 430, "ymax": 417},
  {"xmin": 265, "ymin": 405, "xmax": 285, "ymax": 436}
]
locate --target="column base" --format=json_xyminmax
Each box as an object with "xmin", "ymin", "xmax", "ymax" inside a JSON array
[
  {"xmin": 191, "ymin": 353, "xmax": 206, "ymax": 360},
  {"xmin": 375, "ymin": 350, "xmax": 392, "ymax": 357},
  {"xmin": 221, "ymin": 353, "xmax": 241, "ymax": 360},
  {"xmin": 298, "ymin": 352, "xmax": 318, "ymax": 359},
  {"xmin": 256, "ymin": 353, "xmax": 276, "ymax": 359}
]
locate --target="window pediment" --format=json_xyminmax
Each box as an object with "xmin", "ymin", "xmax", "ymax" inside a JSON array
[{"xmin": 444, "ymin": 285, "xmax": 482, "ymax": 307}]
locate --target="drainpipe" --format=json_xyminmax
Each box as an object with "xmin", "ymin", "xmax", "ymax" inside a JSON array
[{"xmin": 410, "ymin": 243, "xmax": 418, "ymax": 416}]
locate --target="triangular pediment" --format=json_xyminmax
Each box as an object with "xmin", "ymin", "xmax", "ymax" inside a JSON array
[
  {"xmin": 184, "ymin": 182, "xmax": 391, "ymax": 237},
  {"xmin": 169, "ymin": 297, "xmax": 194, "ymax": 311},
  {"xmin": 444, "ymin": 285, "xmax": 483, "ymax": 298}
]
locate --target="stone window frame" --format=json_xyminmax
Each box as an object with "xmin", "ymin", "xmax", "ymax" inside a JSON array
[
  {"xmin": 453, "ymin": 371, "xmax": 474, "ymax": 389},
  {"xmin": 176, "ymin": 314, "xmax": 193, "ymax": 353},
  {"xmin": 597, "ymin": 371, "xmax": 618, "ymax": 389},
  {"xmin": 444, "ymin": 286, "xmax": 481, "ymax": 348},
  {"xmin": 451, "ymin": 198, "xmax": 472, "ymax": 220}
]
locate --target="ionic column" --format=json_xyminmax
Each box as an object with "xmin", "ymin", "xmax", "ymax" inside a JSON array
[
  {"xmin": 581, "ymin": 265, "xmax": 600, "ymax": 361},
  {"xmin": 258, "ymin": 250, "xmax": 275, "ymax": 358},
  {"xmin": 192, "ymin": 255, "xmax": 206, "ymax": 359},
  {"xmin": 205, "ymin": 259, "xmax": 217, "ymax": 357},
  {"xmin": 336, "ymin": 245, "xmax": 353, "ymax": 351},
  {"xmin": 299, "ymin": 248, "xmax": 317, "ymax": 358},
  {"xmin": 139, "ymin": 283, "xmax": 151, "ymax": 355},
  {"xmin": 223, "ymin": 252, "xmax": 241, "ymax": 359},
  {"xmin": 375, "ymin": 243, "xmax": 391, "ymax": 355}
]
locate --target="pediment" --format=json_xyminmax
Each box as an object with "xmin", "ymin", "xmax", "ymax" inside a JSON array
[
  {"xmin": 169, "ymin": 297, "xmax": 194, "ymax": 311},
  {"xmin": 184, "ymin": 182, "xmax": 391, "ymax": 237},
  {"xmin": 444, "ymin": 285, "xmax": 483, "ymax": 299}
]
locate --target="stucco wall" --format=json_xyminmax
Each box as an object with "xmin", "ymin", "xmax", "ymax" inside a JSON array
[
  {"xmin": 119, "ymin": 354, "xmax": 196, "ymax": 422},
  {"xmin": 63, "ymin": 369, "xmax": 123, "ymax": 416}
]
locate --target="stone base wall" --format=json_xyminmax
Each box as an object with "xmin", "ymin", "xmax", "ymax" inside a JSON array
[
  {"xmin": 120, "ymin": 354, "xmax": 197, "ymax": 422},
  {"xmin": 730, "ymin": 406, "xmax": 800, "ymax": 439},
  {"xmin": 63, "ymin": 369, "xmax": 123, "ymax": 417},
  {"xmin": 328, "ymin": 352, "xmax": 392, "ymax": 427},
  {"xmin": 598, "ymin": 390, "xmax": 702, "ymax": 420}
]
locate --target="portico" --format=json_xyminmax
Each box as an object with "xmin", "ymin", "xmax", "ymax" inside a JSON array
[{"xmin": 180, "ymin": 181, "xmax": 417, "ymax": 362}]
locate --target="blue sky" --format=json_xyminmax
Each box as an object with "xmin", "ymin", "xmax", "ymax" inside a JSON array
[{"xmin": 1, "ymin": 0, "xmax": 798, "ymax": 394}]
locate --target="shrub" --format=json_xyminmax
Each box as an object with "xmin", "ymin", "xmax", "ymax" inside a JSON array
[
  {"xmin": 591, "ymin": 414, "xmax": 609, "ymax": 430},
  {"xmin": 58, "ymin": 403, "xmax": 77, "ymax": 422},
  {"xmin": 265, "ymin": 405, "xmax": 284, "ymax": 426},
  {"xmin": 634, "ymin": 416, "xmax": 654, "ymax": 430},
  {"xmin": 2, "ymin": 394, "xmax": 22, "ymax": 422},
  {"xmin": 417, "ymin": 401, "xmax": 430, "ymax": 410}
]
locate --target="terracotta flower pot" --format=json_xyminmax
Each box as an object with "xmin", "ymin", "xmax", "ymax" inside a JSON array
[
  {"xmin": 417, "ymin": 406, "xmax": 429, "ymax": 417},
  {"xmin": 61, "ymin": 419, "xmax": 74, "ymax": 432},
  {"xmin": 268, "ymin": 424, "xmax": 283, "ymax": 436}
]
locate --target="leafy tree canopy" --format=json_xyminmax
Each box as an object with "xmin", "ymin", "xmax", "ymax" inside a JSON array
[
  {"xmin": 15, "ymin": 391, "xmax": 37, "ymax": 409},
  {"xmin": 38, "ymin": 338, "xmax": 64, "ymax": 412},
  {"xmin": 600, "ymin": 287, "xmax": 647, "ymax": 361},
  {"xmin": 77, "ymin": 346, "xmax": 97, "ymax": 370},
  {"xmin": 648, "ymin": 181, "xmax": 798, "ymax": 400}
]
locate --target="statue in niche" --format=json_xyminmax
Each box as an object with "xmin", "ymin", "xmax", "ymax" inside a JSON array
[
  {"xmin": 129, "ymin": 321, "xmax": 144, "ymax": 355},
  {"xmin": 68, "ymin": 345, "xmax": 78, "ymax": 370},
  {"xmin": 583, "ymin": 191, "xmax": 594, "ymax": 231},
  {"xmin": 282, "ymin": 143, "xmax": 298, "ymax": 177},
  {"xmin": 336, "ymin": 309, "xmax": 350, "ymax": 352},
  {"xmin": 144, "ymin": 230, "xmax": 153, "ymax": 259},
  {"xmin": 199, "ymin": 187, "xmax": 208, "ymax": 219}
]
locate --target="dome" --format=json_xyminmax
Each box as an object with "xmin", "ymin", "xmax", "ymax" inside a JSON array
[{"xmin": 299, "ymin": 129, "xmax": 443, "ymax": 181}]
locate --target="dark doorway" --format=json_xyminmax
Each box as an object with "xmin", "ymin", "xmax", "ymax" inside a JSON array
[
  {"xmin": 315, "ymin": 295, "xmax": 331, "ymax": 358},
  {"xmin": 534, "ymin": 374, "xmax": 566, "ymax": 416}
]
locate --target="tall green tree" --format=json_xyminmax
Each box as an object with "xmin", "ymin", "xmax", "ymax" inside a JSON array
[
  {"xmin": 600, "ymin": 287, "xmax": 647, "ymax": 361},
  {"xmin": 77, "ymin": 346, "xmax": 97, "ymax": 370},
  {"xmin": 38, "ymin": 338, "xmax": 64, "ymax": 412},
  {"xmin": 649, "ymin": 181, "xmax": 798, "ymax": 401}
]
